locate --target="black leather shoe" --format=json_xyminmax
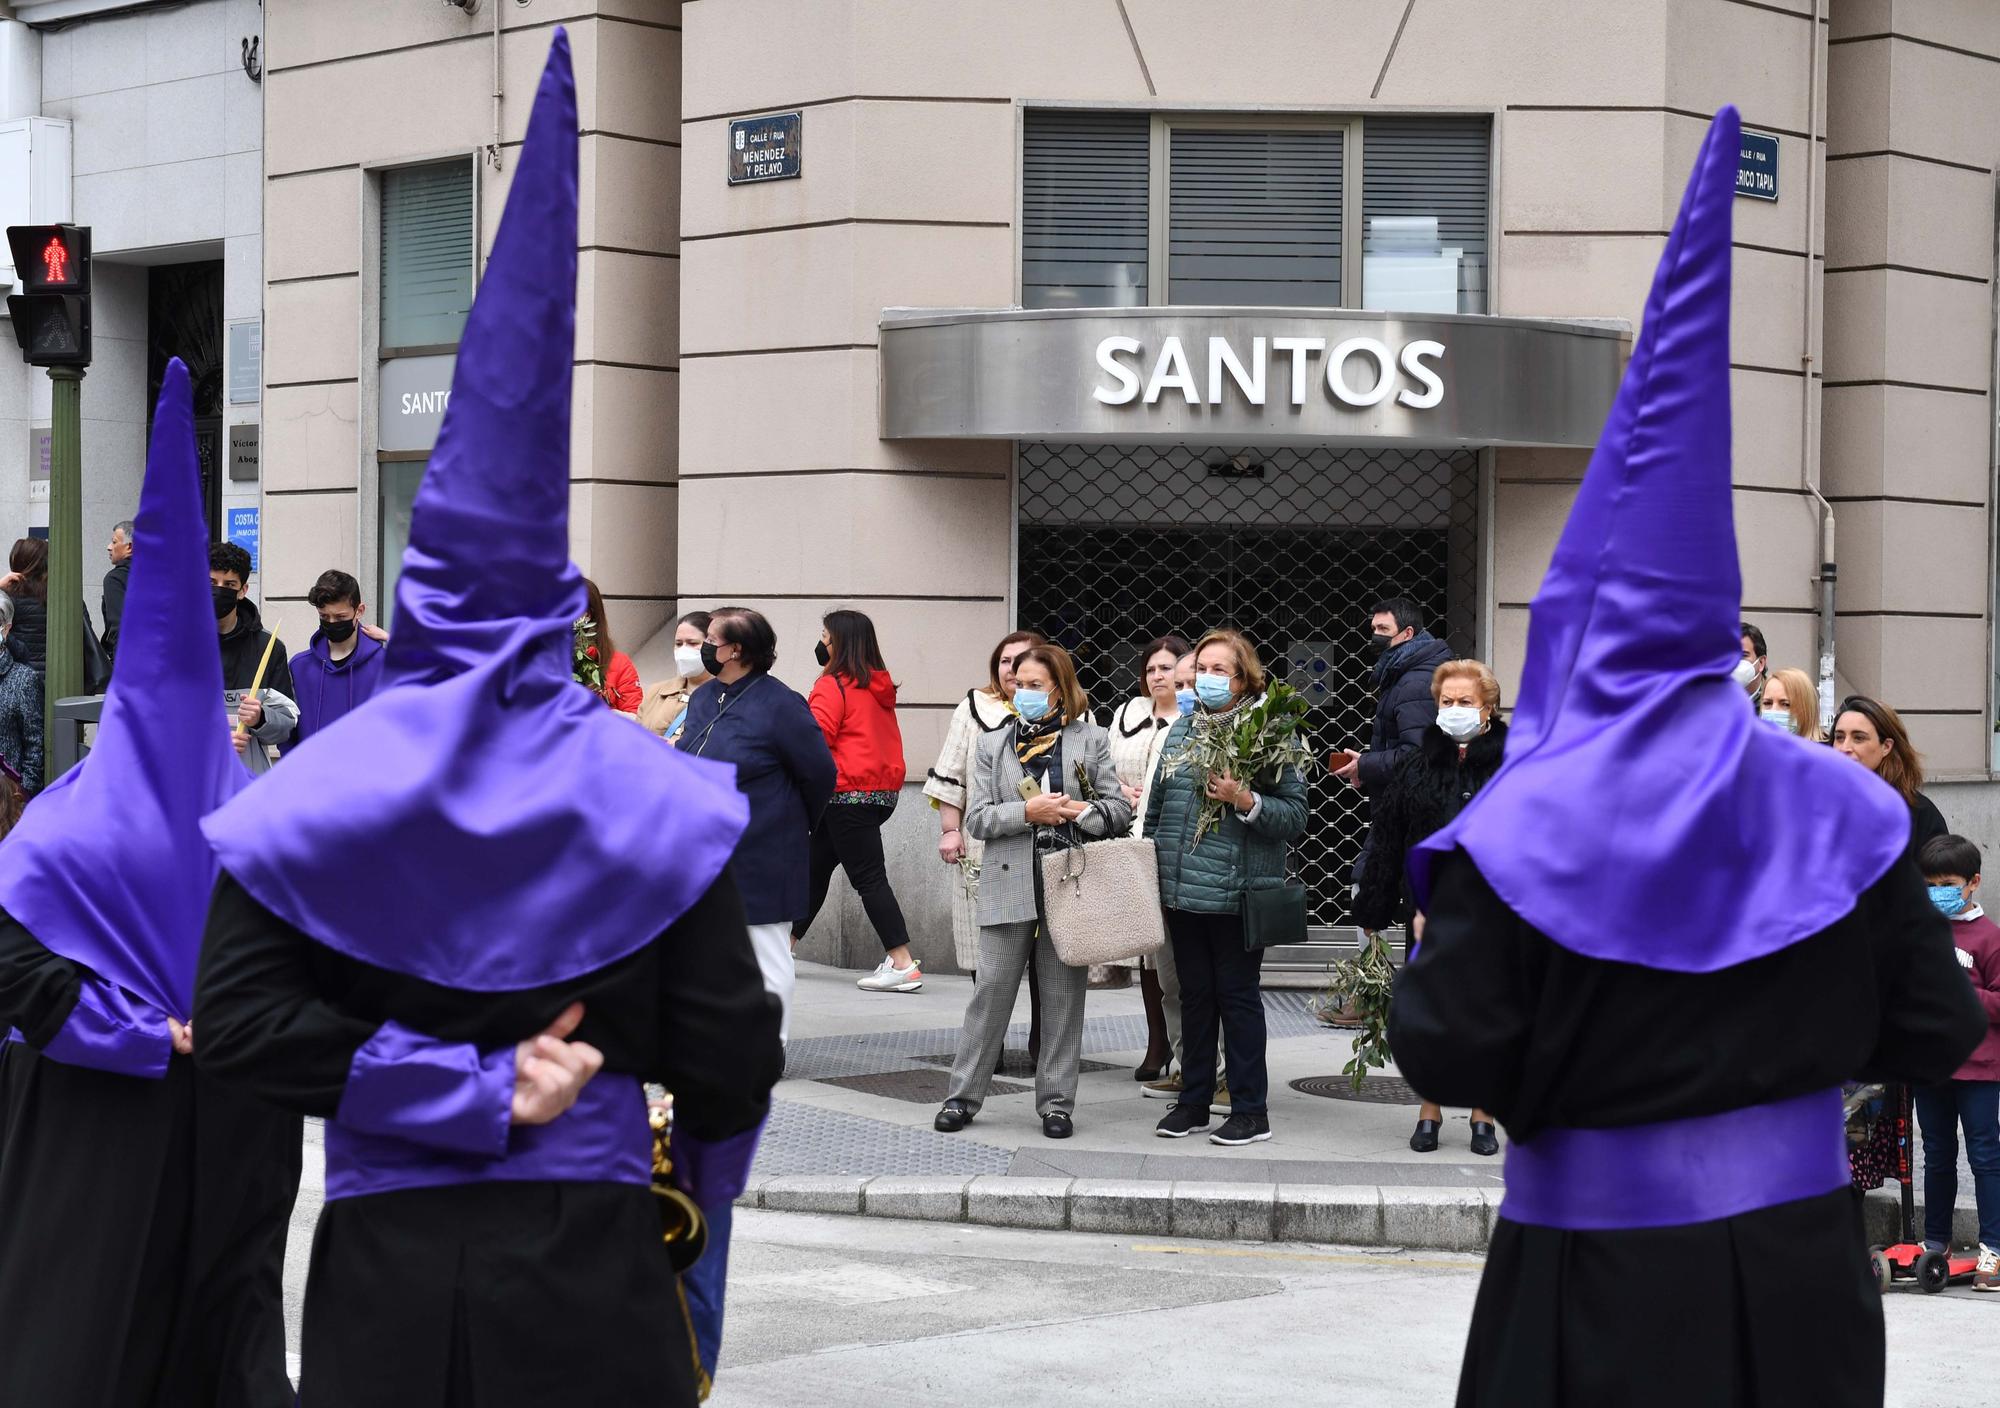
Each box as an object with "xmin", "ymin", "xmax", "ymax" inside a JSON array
[
  {"xmin": 1470, "ymin": 1121, "xmax": 1499, "ymax": 1157},
  {"xmin": 934, "ymin": 1100, "xmax": 971, "ymax": 1133},
  {"xmin": 1410, "ymin": 1118, "xmax": 1441, "ymax": 1153},
  {"xmin": 1042, "ymin": 1111, "xmax": 1074, "ymax": 1140}
]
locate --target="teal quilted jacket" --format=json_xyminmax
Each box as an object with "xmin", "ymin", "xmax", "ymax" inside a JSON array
[{"xmin": 1143, "ymin": 713, "xmax": 1309, "ymax": 915}]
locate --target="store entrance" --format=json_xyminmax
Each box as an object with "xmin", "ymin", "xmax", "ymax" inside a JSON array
[{"xmin": 1016, "ymin": 442, "xmax": 1481, "ymax": 939}]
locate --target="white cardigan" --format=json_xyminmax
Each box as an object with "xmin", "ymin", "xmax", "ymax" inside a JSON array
[{"xmin": 1104, "ymin": 695, "xmax": 1177, "ymax": 839}]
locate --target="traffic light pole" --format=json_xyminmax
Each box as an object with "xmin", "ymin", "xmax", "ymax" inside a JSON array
[{"xmin": 43, "ymin": 364, "xmax": 83, "ymax": 762}]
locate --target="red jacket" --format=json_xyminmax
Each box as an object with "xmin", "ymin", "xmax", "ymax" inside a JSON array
[
  {"xmin": 601, "ymin": 651, "xmax": 642, "ymax": 714},
  {"xmin": 809, "ymin": 669, "xmax": 906, "ymax": 793},
  {"xmin": 1948, "ymin": 911, "xmax": 2000, "ymax": 1082}
]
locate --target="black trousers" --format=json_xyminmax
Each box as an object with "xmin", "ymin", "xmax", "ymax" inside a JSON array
[
  {"xmin": 798, "ymin": 799, "xmax": 912, "ymax": 954},
  {"xmin": 1166, "ymin": 907, "xmax": 1268, "ymax": 1115}
]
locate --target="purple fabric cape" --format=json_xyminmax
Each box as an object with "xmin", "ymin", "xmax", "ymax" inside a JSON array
[
  {"xmin": 202, "ymin": 30, "xmax": 749, "ymax": 991},
  {"xmin": 1409, "ymin": 106, "xmax": 1909, "ymax": 973},
  {"xmin": 0, "ymin": 359, "xmax": 247, "ymax": 1019}
]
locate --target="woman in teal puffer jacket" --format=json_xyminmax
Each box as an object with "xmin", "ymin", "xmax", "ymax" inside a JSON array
[{"xmin": 1144, "ymin": 628, "xmax": 1308, "ymax": 1149}]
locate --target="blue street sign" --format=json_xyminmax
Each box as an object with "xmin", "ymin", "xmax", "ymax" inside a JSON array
[
  {"xmin": 1737, "ymin": 132, "xmax": 1779, "ymax": 202},
  {"xmin": 227, "ymin": 506, "xmax": 260, "ymax": 572}
]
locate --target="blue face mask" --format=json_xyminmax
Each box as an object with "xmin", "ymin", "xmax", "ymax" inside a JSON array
[
  {"xmin": 1014, "ymin": 688, "xmax": 1051, "ymax": 722},
  {"xmin": 1175, "ymin": 686, "xmax": 1197, "ymax": 717},
  {"xmin": 1929, "ymin": 884, "xmax": 1969, "ymax": 918},
  {"xmin": 1195, "ymin": 674, "xmax": 1235, "ymax": 710}
]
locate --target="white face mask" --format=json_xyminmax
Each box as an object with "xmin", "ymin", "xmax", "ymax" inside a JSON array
[
  {"xmin": 1760, "ymin": 708, "xmax": 1798, "ymax": 735},
  {"xmin": 1436, "ymin": 705, "xmax": 1484, "ymax": 741},
  {"xmin": 1731, "ymin": 657, "xmax": 1759, "ymax": 688},
  {"xmin": 673, "ymin": 644, "xmax": 705, "ymax": 678}
]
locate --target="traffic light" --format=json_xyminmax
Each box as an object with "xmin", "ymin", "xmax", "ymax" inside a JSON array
[{"xmin": 6, "ymin": 224, "xmax": 91, "ymax": 368}]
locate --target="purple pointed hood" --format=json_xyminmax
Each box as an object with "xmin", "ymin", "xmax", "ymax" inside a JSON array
[
  {"xmin": 1410, "ymin": 107, "xmax": 1909, "ymax": 972},
  {"xmin": 0, "ymin": 359, "xmax": 246, "ymax": 1017},
  {"xmin": 202, "ymin": 31, "xmax": 749, "ymax": 991}
]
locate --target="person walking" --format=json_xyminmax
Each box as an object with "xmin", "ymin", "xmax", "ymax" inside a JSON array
[
  {"xmin": 639, "ymin": 610, "xmax": 714, "ymax": 739},
  {"xmin": 289, "ymin": 569, "xmax": 388, "ymax": 746},
  {"xmin": 0, "ymin": 594, "xmax": 43, "ymax": 794},
  {"xmin": 1758, "ymin": 666, "xmax": 1824, "ymax": 742},
  {"xmin": 1148, "ymin": 629, "xmax": 1309, "ymax": 1148},
  {"xmin": 578, "ymin": 577, "xmax": 641, "ymax": 714},
  {"xmin": 798, "ymin": 609, "xmax": 921, "ymax": 994},
  {"xmin": 932, "ymin": 643, "xmax": 1129, "ymax": 1140},
  {"xmin": 101, "ymin": 519, "xmax": 133, "ymax": 660},
  {"xmin": 1832, "ymin": 693, "xmax": 1948, "ymax": 853},
  {"xmin": 1353, "ymin": 658, "xmax": 1507, "ymax": 1156},
  {"xmin": 1105, "ymin": 633, "xmax": 1190, "ymax": 1080},
  {"xmin": 680, "ymin": 606, "xmax": 837, "ymax": 1040},
  {"xmin": 2, "ymin": 537, "xmax": 48, "ymax": 678}
]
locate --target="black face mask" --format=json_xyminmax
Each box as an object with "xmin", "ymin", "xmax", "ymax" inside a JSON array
[
  {"xmin": 1364, "ymin": 631, "xmax": 1393, "ymax": 660},
  {"xmin": 700, "ymin": 641, "xmax": 726, "ymax": 677},
  {"xmin": 814, "ymin": 640, "xmax": 831, "ymax": 668},
  {"xmin": 213, "ymin": 585, "xmax": 239, "ymax": 620},
  {"xmin": 320, "ymin": 618, "xmax": 357, "ymax": 644}
]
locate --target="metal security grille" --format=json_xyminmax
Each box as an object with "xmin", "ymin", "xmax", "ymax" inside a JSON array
[{"xmin": 1017, "ymin": 442, "xmax": 1481, "ymax": 934}]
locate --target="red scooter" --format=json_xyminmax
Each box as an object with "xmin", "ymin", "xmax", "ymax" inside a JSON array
[{"xmin": 1866, "ymin": 1084, "xmax": 1980, "ymax": 1294}]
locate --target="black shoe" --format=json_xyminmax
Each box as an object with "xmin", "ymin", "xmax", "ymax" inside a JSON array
[
  {"xmin": 1134, "ymin": 1055, "xmax": 1171, "ymax": 1082},
  {"xmin": 1209, "ymin": 1113, "xmax": 1272, "ymax": 1147},
  {"xmin": 934, "ymin": 1100, "xmax": 971, "ymax": 1133},
  {"xmin": 1042, "ymin": 1111, "xmax": 1074, "ymax": 1140},
  {"xmin": 1155, "ymin": 1104, "xmax": 1213, "ymax": 1139},
  {"xmin": 1410, "ymin": 1119, "xmax": 1440, "ymax": 1153},
  {"xmin": 1470, "ymin": 1121, "xmax": 1499, "ymax": 1157}
]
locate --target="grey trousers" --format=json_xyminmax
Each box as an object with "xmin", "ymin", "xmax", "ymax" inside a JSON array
[
  {"xmin": 945, "ymin": 920, "xmax": 1087, "ymax": 1117},
  {"xmin": 1154, "ymin": 928, "xmax": 1226, "ymax": 1084}
]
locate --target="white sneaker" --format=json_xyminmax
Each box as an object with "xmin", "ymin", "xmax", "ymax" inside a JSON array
[
  {"xmin": 1975, "ymin": 1244, "xmax": 2000, "ymax": 1292},
  {"xmin": 856, "ymin": 958, "xmax": 923, "ymax": 993}
]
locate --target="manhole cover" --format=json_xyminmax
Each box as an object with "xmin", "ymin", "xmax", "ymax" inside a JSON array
[
  {"xmin": 910, "ymin": 1053, "xmax": 1119, "ymax": 1078},
  {"xmin": 1290, "ymin": 1074, "xmax": 1423, "ymax": 1104},
  {"xmin": 815, "ymin": 1069, "xmax": 1030, "ymax": 1104}
]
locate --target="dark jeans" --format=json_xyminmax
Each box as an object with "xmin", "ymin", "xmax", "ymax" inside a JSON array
[
  {"xmin": 797, "ymin": 799, "xmax": 912, "ymax": 954},
  {"xmin": 1166, "ymin": 907, "xmax": 1267, "ymax": 1116},
  {"xmin": 1914, "ymin": 1079, "xmax": 2000, "ymax": 1249}
]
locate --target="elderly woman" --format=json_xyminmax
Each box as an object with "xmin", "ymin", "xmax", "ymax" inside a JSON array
[
  {"xmin": 1105, "ymin": 633, "xmax": 1192, "ymax": 1079},
  {"xmin": 1146, "ymin": 629, "xmax": 1309, "ymax": 1148},
  {"xmin": 1356, "ymin": 659, "xmax": 1507, "ymax": 1156},
  {"xmin": 1833, "ymin": 693, "xmax": 1948, "ymax": 854},
  {"xmin": 932, "ymin": 643, "xmax": 1129, "ymax": 1140},
  {"xmin": 1759, "ymin": 667, "xmax": 1825, "ymax": 743}
]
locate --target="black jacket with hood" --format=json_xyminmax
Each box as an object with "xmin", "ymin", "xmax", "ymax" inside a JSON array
[
  {"xmin": 1355, "ymin": 631, "xmax": 1455, "ymax": 796},
  {"xmin": 218, "ymin": 596, "xmax": 297, "ymax": 750}
]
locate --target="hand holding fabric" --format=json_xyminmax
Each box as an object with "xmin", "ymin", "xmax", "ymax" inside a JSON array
[
  {"xmin": 512, "ymin": 1000, "xmax": 604, "ymax": 1126},
  {"xmin": 169, "ymin": 1016, "xmax": 193, "ymax": 1055}
]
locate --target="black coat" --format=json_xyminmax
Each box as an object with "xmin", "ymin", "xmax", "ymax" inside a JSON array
[
  {"xmin": 3, "ymin": 591, "xmax": 46, "ymax": 675},
  {"xmin": 216, "ymin": 597, "xmax": 297, "ymax": 749},
  {"xmin": 100, "ymin": 561, "xmax": 129, "ymax": 659},
  {"xmin": 1355, "ymin": 633, "xmax": 1455, "ymax": 795},
  {"xmin": 1352, "ymin": 718, "xmax": 1506, "ymax": 931}
]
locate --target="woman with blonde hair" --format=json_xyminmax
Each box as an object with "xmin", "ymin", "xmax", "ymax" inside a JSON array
[
  {"xmin": 1833, "ymin": 693, "xmax": 1948, "ymax": 853},
  {"xmin": 1758, "ymin": 667, "xmax": 1825, "ymax": 743},
  {"xmin": 932, "ymin": 643, "xmax": 1129, "ymax": 1140}
]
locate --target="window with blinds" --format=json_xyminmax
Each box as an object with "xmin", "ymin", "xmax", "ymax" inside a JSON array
[
  {"xmin": 1361, "ymin": 117, "xmax": 1490, "ymax": 315},
  {"xmin": 1021, "ymin": 111, "xmax": 1150, "ymax": 309},
  {"xmin": 1168, "ymin": 128, "xmax": 1344, "ymax": 307},
  {"xmin": 381, "ymin": 161, "xmax": 475, "ymax": 350}
]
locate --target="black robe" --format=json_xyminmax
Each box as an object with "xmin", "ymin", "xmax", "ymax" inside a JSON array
[
  {"xmin": 193, "ymin": 869, "xmax": 783, "ymax": 1408},
  {"xmin": 0, "ymin": 908, "xmax": 301, "ymax": 1407},
  {"xmin": 1389, "ymin": 847, "xmax": 1985, "ymax": 1408}
]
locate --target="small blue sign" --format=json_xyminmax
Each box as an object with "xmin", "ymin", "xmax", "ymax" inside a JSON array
[
  {"xmin": 1737, "ymin": 132, "xmax": 1779, "ymax": 202},
  {"xmin": 227, "ymin": 506, "xmax": 260, "ymax": 573},
  {"xmin": 728, "ymin": 112, "xmax": 803, "ymax": 185}
]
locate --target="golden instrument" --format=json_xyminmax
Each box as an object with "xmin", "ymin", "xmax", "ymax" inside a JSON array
[{"xmin": 648, "ymin": 1088, "xmax": 708, "ymax": 1274}]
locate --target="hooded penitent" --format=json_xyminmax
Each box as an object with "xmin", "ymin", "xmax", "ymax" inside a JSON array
[
  {"xmin": 201, "ymin": 30, "xmax": 748, "ymax": 990},
  {"xmin": 0, "ymin": 359, "xmax": 246, "ymax": 1022},
  {"xmin": 1409, "ymin": 105, "xmax": 1908, "ymax": 972}
]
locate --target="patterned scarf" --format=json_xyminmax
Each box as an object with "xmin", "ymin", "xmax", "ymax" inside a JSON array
[{"xmin": 1014, "ymin": 710, "xmax": 1064, "ymax": 776}]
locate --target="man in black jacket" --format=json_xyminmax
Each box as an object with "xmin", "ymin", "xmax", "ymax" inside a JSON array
[
  {"xmin": 210, "ymin": 542, "xmax": 297, "ymax": 774},
  {"xmin": 101, "ymin": 518, "xmax": 132, "ymax": 659},
  {"xmin": 1335, "ymin": 596, "xmax": 1455, "ymax": 798}
]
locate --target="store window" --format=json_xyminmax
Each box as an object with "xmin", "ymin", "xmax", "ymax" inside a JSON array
[
  {"xmin": 1168, "ymin": 127, "xmax": 1344, "ymax": 306},
  {"xmin": 1022, "ymin": 111, "xmax": 1150, "ymax": 309},
  {"xmin": 1361, "ymin": 116, "xmax": 1490, "ymax": 315},
  {"xmin": 377, "ymin": 159, "xmax": 475, "ymax": 624}
]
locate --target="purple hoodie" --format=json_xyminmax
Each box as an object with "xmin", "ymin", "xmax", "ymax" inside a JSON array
[{"xmin": 290, "ymin": 628, "xmax": 387, "ymax": 746}]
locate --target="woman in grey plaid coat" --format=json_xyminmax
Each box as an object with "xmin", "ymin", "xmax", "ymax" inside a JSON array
[{"xmin": 932, "ymin": 644, "xmax": 1130, "ymax": 1140}]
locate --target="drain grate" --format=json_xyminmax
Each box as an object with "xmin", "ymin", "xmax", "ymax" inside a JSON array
[
  {"xmin": 908, "ymin": 1053, "xmax": 1120, "ymax": 1078},
  {"xmin": 815, "ymin": 1069, "xmax": 1030, "ymax": 1104},
  {"xmin": 1290, "ymin": 1074, "xmax": 1423, "ymax": 1104}
]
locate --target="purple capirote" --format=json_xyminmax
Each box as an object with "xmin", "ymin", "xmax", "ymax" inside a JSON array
[
  {"xmin": 0, "ymin": 359, "xmax": 246, "ymax": 1033},
  {"xmin": 201, "ymin": 28, "xmax": 749, "ymax": 992},
  {"xmin": 1409, "ymin": 106, "xmax": 1909, "ymax": 974}
]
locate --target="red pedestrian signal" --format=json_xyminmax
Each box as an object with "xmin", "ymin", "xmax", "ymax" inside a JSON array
[{"xmin": 6, "ymin": 224, "xmax": 91, "ymax": 367}]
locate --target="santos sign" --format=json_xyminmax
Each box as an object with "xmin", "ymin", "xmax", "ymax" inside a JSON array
[{"xmin": 879, "ymin": 307, "xmax": 1625, "ymax": 448}]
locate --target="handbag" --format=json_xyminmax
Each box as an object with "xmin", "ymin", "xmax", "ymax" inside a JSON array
[
  {"xmin": 1039, "ymin": 829, "xmax": 1167, "ymax": 968},
  {"xmin": 1237, "ymin": 800, "xmax": 1307, "ymax": 951}
]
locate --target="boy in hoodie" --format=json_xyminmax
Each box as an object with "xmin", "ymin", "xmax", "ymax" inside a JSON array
[
  {"xmin": 290, "ymin": 569, "xmax": 387, "ymax": 745},
  {"xmin": 210, "ymin": 541, "xmax": 297, "ymax": 776}
]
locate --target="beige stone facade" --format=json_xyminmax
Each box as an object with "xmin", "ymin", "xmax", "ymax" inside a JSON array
[{"xmin": 260, "ymin": 1, "xmax": 2000, "ymax": 966}]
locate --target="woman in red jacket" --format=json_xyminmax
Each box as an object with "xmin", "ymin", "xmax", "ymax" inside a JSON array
[
  {"xmin": 797, "ymin": 609, "xmax": 919, "ymax": 993},
  {"xmin": 577, "ymin": 578, "xmax": 641, "ymax": 714}
]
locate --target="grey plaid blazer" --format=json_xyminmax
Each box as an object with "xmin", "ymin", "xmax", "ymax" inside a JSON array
[{"xmin": 962, "ymin": 717, "xmax": 1131, "ymax": 927}]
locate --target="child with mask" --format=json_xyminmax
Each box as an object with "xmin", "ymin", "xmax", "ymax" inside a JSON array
[{"xmin": 1916, "ymin": 833, "xmax": 2000, "ymax": 1290}]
